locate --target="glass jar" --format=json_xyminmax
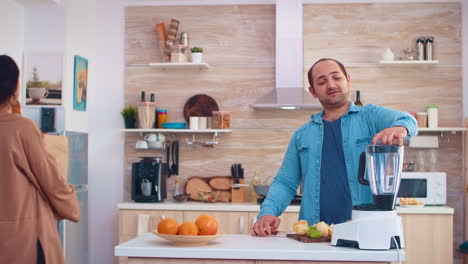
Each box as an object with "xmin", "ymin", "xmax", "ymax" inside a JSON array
[
  {"xmin": 212, "ymin": 111, "xmax": 231, "ymax": 129},
  {"xmin": 170, "ymin": 45, "xmax": 188, "ymax": 63}
]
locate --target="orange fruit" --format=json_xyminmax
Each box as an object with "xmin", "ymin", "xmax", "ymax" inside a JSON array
[
  {"xmin": 195, "ymin": 214, "xmax": 218, "ymax": 236},
  {"xmin": 177, "ymin": 221, "xmax": 199, "ymax": 236},
  {"xmin": 157, "ymin": 218, "xmax": 179, "ymax": 235}
]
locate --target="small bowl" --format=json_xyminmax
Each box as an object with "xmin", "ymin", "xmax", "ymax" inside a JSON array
[
  {"xmin": 253, "ymin": 185, "xmax": 270, "ymax": 197},
  {"xmin": 162, "ymin": 123, "xmax": 186, "ymax": 129},
  {"xmin": 173, "ymin": 193, "xmax": 188, "ymax": 202}
]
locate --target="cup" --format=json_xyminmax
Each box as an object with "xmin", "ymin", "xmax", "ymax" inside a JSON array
[
  {"xmin": 141, "ymin": 179, "xmax": 152, "ymax": 196},
  {"xmin": 416, "ymin": 112, "xmax": 428, "ymax": 128},
  {"xmin": 28, "ymin": 88, "xmax": 49, "ymax": 101},
  {"xmin": 144, "ymin": 133, "xmax": 157, "ymax": 142},
  {"xmin": 135, "ymin": 140, "xmax": 149, "ymax": 149},
  {"xmin": 189, "ymin": 116, "xmax": 199, "ymax": 130},
  {"xmin": 198, "ymin": 117, "xmax": 208, "ymax": 130}
]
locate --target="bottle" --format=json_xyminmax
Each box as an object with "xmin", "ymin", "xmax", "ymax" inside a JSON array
[
  {"xmin": 250, "ymin": 170, "xmax": 262, "ymax": 202},
  {"xmin": 180, "ymin": 32, "xmax": 189, "ymax": 47},
  {"xmin": 140, "ymin": 91, "xmax": 146, "ymax": 102},
  {"xmin": 354, "ymin": 91, "xmax": 363, "ymax": 106},
  {"xmin": 425, "ymin": 36, "xmax": 434, "ymax": 61},
  {"xmin": 417, "ymin": 37, "xmax": 425, "ymax": 61},
  {"xmin": 150, "ymin": 93, "xmax": 155, "ymax": 102}
]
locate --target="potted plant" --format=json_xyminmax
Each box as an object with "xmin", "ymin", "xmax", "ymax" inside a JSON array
[
  {"xmin": 190, "ymin": 47, "xmax": 204, "ymax": 63},
  {"xmin": 26, "ymin": 66, "xmax": 50, "ymax": 102},
  {"xmin": 121, "ymin": 106, "xmax": 137, "ymax": 128}
]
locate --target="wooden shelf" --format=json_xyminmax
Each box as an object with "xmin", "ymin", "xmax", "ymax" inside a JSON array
[
  {"xmin": 121, "ymin": 128, "xmax": 231, "ymax": 133},
  {"xmin": 127, "ymin": 62, "xmax": 209, "ymax": 69},
  {"xmin": 379, "ymin": 60, "xmax": 439, "ymax": 66},
  {"xmin": 418, "ymin": 127, "xmax": 466, "ymax": 132}
]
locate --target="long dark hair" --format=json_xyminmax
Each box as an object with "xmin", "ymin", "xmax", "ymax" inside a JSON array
[{"xmin": 0, "ymin": 55, "xmax": 20, "ymax": 105}]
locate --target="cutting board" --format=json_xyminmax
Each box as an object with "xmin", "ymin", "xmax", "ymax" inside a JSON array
[
  {"xmin": 183, "ymin": 94, "xmax": 219, "ymax": 122},
  {"xmin": 286, "ymin": 233, "xmax": 331, "ymax": 243}
]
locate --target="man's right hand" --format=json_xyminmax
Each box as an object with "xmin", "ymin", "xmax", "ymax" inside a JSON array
[{"xmin": 251, "ymin": 215, "xmax": 280, "ymax": 236}]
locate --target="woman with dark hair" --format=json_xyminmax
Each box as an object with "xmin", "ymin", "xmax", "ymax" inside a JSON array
[{"xmin": 0, "ymin": 55, "xmax": 80, "ymax": 264}]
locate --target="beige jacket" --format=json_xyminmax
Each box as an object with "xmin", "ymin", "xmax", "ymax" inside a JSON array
[{"xmin": 0, "ymin": 113, "xmax": 80, "ymax": 264}]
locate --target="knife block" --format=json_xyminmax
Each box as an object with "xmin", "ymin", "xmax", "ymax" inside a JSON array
[{"xmin": 231, "ymin": 178, "xmax": 247, "ymax": 203}]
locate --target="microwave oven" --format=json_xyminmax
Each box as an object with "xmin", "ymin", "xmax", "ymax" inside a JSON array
[{"xmin": 397, "ymin": 172, "xmax": 446, "ymax": 205}]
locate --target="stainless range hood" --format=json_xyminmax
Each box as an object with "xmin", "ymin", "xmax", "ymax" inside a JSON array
[{"xmin": 250, "ymin": 0, "xmax": 321, "ymax": 110}]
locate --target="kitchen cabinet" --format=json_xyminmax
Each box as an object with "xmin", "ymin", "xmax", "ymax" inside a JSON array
[
  {"xmin": 119, "ymin": 203, "xmax": 453, "ymax": 264},
  {"xmin": 247, "ymin": 212, "xmax": 300, "ymax": 233},
  {"xmin": 397, "ymin": 214, "xmax": 453, "ymax": 264},
  {"xmin": 184, "ymin": 211, "xmax": 250, "ymax": 234}
]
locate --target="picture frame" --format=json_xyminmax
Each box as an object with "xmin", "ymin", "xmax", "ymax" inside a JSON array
[
  {"xmin": 22, "ymin": 53, "xmax": 63, "ymax": 107},
  {"xmin": 73, "ymin": 55, "xmax": 88, "ymax": 112}
]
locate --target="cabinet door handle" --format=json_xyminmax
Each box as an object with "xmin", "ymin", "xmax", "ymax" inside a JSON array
[{"xmin": 239, "ymin": 216, "xmax": 244, "ymax": 234}]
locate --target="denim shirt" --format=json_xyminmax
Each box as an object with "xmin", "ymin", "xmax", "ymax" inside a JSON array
[{"xmin": 258, "ymin": 102, "xmax": 418, "ymax": 225}]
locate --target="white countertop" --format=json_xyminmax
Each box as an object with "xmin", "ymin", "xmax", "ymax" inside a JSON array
[
  {"xmin": 118, "ymin": 201, "xmax": 454, "ymax": 214},
  {"xmin": 115, "ymin": 232, "xmax": 405, "ymax": 262}
]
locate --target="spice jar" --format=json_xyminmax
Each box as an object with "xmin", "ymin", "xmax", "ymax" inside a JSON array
[
  {"xmin": 157, "ymin": 109, "xmax": 167, "ymax": 128},
  {"xmin": 212, "ymin": 111, "xmax": 231, "ymax": 129},
  {"xmin": 416, "ymin": 112, "xmax": 428, "ymax": 128},
  {"xmin": 170, "ymin": 45, "xmax": 188, "ymax": 63}
]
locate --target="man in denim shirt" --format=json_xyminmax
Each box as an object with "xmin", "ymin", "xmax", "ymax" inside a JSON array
[{"xmin": 252, "ymin": 58, "xmax": 417, "ymax": 236}]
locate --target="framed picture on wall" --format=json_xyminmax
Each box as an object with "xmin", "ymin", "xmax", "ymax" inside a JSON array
[
  {"xmin": 73, "ymin": 55, "xmax": 88, "ymax": 112},
  {"xmin": 22, "ymin": 53, "xmax": 63, "ymax": 107}
]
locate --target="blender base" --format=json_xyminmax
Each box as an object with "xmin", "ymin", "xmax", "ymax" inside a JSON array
[{"xmin": 331, "ymin": 209, "xmax": 405, "ymax": 250}]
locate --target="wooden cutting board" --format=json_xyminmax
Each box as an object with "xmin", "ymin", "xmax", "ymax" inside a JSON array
[
  {"xmin": 183, "ymin": 94, "xmax": 219, "ymax": 122},
  {"xmin": 286, "ymin": 233, "xmax": 331, "ymax": 243}
]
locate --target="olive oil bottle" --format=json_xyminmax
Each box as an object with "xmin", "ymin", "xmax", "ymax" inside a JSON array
[{"xmin": 355, "ymin": 90, "xmax": 363, "ymax": 106}]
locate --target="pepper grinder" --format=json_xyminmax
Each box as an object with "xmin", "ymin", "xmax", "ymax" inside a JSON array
[
  {"xmin": 416, "ymin": 37, "xmax": 426, "ymax": 61},
  {"xmin": 425, "ymin": 36, "xmax": 434, "ymax": 61}
]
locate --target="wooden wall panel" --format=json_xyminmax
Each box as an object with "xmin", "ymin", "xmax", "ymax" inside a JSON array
[
  {"xmin": 125, "ymin": 5, "xmax": 275, "ymax": 65},
  {"xmin": 302, "ymin": 3, "xmax": 461, "ymax": 64}
]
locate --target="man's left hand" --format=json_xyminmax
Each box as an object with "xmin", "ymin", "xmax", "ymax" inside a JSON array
[{"xmin": 372, "ymin": 126, "xmax": 408, "ymax": 146}]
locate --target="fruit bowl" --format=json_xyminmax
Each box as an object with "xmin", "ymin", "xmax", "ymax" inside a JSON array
[
  {"xmin": 153, "ymin": 232, "xmax": 224, "ymax": 246},
  {"xmin": 253, "ymin": 185, "xmax": 270, "ymax": 196}
]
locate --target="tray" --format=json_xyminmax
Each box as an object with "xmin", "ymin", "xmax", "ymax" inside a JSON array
[
  {"xmin": 286, "ymin": 233, "xmax": 331, "ymax": 243},
  {"xmin": 183, "ymin": 94, "xmax": 219, "ymax": 122}
]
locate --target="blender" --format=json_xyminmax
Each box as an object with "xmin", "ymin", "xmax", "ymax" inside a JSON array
[{"xmin": 331, "ymin": 145, "xmax": 405, "ymax": 250}]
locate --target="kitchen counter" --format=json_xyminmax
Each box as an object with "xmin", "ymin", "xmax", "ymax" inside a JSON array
[
  {"xmin": 115, "ymin": 232, "xmax": 405, "ymax": 263},
  {"xmin": 118, "ymin": 201, "xmax": 454, "ymax": 214}
]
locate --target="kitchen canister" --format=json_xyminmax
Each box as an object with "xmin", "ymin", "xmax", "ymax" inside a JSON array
[
  {"xmin": 157, "ymin": 109, "xmax": 168, "ymax": 128},
  {"xmin": 426, "ymin": 105, "xmax": 438, "ymax": 128},
  {"xmin": 198, "ymin": 117, "xmax": 208, "ymax": 130},
  {"xmin": 416, "ymin": 112, "xmax": 428, "ymax": 128},
  {"xmin": 189, "ymin": 116, "xmax": 199, "ymax": 130}
]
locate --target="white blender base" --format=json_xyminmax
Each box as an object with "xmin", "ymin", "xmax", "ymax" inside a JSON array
[{"xmin": 331, "ymin": 210, "xmax": 404, "ymax": 250}]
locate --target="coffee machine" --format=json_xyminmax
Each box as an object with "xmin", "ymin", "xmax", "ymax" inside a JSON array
[
  {"xmin": 131, "ymin": 157, "xmax": 168, "ymax": 202},
  {"xmin": 331, "ymin": 145, "xmax": 404, "ymax": 250}
]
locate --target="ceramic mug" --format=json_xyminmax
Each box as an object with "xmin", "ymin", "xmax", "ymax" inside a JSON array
[
  {"xmin": 144, "ymin": 133, "xmax": 157, "ymax": 142},
  {"xmin": 135, "ymin": 140, "xmax": 149, "ymax": 149},
  {"xmin": 28, "ymin": 88, "xmax": 49, "ymax": 100}
]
